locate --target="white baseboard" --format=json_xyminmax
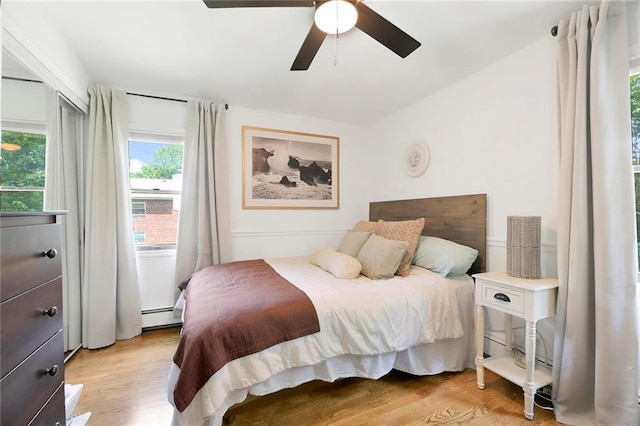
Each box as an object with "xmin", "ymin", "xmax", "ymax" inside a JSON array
[
  {"xmin": 141, "ymin": 308, "xmax": 181, "ymax": 329},
  {"xmin": 484, "ymin": 330, "xmax": 554, "ymax": 368}
]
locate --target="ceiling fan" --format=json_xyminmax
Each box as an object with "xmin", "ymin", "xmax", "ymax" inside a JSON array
[{"xmin": 202, "ymin": 0, "xmax": 421, "ymax": 71}]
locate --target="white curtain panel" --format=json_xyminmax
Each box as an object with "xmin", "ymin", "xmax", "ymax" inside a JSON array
[
  {"xmin": 553, "ymin": 2, "xmax": 638, "ymax": 424},
  {"xmin": 44, "ymin": 90, "xmax": 84, "ymax": 352},
  {"xmin": 83, "ymin": 85, "xmax": 141, "ymax": 349},
  {"xmin": 174, "ymin": 101, "xmax": 221, "ymax": 291}
]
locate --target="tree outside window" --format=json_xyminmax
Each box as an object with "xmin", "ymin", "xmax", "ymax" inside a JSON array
[
  {"xmin": 632, "ymin": 73, "xmax": 640, "ymax": 267},
  {"xmin": 129, "ymin": 139, "xmax": 183, "ymax": 249},
  {"xmin": 0, "ymin": 130, "xmax": 46, "ymax": 212}
]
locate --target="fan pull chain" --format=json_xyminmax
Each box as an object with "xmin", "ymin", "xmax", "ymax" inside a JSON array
[{"xmin": 334, "ymin": 4, "xmax": 339, "ymax": 65}]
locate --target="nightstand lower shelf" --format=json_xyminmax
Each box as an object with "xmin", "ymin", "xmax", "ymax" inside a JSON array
[{"xmin": 483, "ymin": 355, "xmax": 552, "ymax": 389}]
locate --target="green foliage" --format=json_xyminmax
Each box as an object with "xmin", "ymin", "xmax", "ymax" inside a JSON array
[
  {"xmin": 632, "ymin": 74, "xmax": 640, "ymax": 266},
  {"xmin": 0, "ymin": 191, "xmax": 44, "ymax": 212},
  {"xmin": 131, "ymin": 145, "xmax": 183, "ymax": 179},
  {"xmin": 0, "ymin": 130, "xmax": 46, "ymax": 212},
  {"xmin": 631, "ymin": 74, "xmax": 640, "ymax": 165}
]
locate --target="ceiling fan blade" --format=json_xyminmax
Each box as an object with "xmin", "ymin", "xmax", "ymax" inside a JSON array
[
  {"xmin": 355, "ymin": 2, "xmax": 421, "ymax": 58},
  {"xmin": 203, "ymin": 0, "xmax": 313, "ymax": 8},
  {"xmin": 291, "ymin": 24, "xmax": 326, "ymax": 71}
]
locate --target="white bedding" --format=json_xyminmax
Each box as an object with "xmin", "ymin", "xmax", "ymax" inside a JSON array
[{"xmin": 168, "ymin": 256, "xmax": 475, "ymax": 426}]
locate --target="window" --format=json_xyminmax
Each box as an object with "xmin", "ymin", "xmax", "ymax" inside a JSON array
[
  {"xmin": 129, "ymin": 137, "xmax": 183, "ymax": 249},
  {"xmin": 0, "ymin": 129, "xmax": 47, "ymax": 212},
  {"xmin": 632, "ymin": 73, "xmax": 640, "ymax": 268},
  {"xmin": 132, "ymin": 202, "xmax": 146, "ymax": 217},
  {"xmin": 134, "ymin": 231, "xmax": 146, "ymax": 245}
]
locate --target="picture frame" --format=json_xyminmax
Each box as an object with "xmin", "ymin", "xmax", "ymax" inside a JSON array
[{"xmin": 242, "ymin": 126, "xmax": 339, "ymax": 209}]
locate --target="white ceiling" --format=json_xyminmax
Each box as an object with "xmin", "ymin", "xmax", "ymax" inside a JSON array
[{"xmin": 7, "ymin": 0, "xmax": 596, "ymax": 125}]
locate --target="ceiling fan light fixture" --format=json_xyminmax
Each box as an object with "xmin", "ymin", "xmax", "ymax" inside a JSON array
[
  {"xmin": 314, "ymin": 0, "xmax": 357, "ymax": 35},
  {"xmin": 1, "ymin": 142, "xmax": 21, "ymax": 152}
]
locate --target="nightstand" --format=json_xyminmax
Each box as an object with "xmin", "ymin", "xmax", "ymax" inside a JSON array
[{"xmin": 473, "ymin": 272, "xmax": 558, "ymax": 420}]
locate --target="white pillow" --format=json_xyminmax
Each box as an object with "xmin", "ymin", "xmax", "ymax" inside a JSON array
[
  {"xmin": 310, "ymin": 247, "xmax": 334, "ymax": 265},
  {"xmin": 412, "ymin": 236, "xmax": 478, "ymax": 277},
  {"xmin": 337, "ymin": 230, "xmax": 373, "ymax": 257},
  {"xmin": 356, "ymin": 234, "xmax": 408, "ymax": 280},
  {"xmin": 310, "ymin": 247, "xmax": 362, "ymax": 279}
]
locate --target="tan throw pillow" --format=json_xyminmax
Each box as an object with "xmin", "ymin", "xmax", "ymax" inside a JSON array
[
  {"xmin": 337, "ymin": 231, "xmax": 373, "ymax": 257},
  {"xmin": 356, "ymin": 234, "xmax": 408, "ymax": 280},
  {"xmin": 352, "ymin": 220, "xmax": 376, "ymax": 232},
  {"xmin": 374, "ymin": 218, "xmax": 425, "ymax": 277}
]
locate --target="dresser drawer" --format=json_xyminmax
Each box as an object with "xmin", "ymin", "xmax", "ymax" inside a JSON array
[
  {"xmin": 29, "ymin": 382, "xmax": 65, "ymax": 426},
  {"xmin": 1, "ymin": 278, "xmax": 63, "ymax": 377},
  {"xmin": 1, "ymin": 331, "xmax": 64, "ymax": 426},
  {"xmin": 481, "ymin": 282, "xmax": 525, "ymax": 315},
  {"xmin": 1, "ymin": 223, "xmax": 62, "ymax": 302}
]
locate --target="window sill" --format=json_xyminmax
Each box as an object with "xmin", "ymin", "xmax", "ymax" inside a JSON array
[{"xmin": 136, "ymin": 248, "xmax": 176, "ymax": 258}]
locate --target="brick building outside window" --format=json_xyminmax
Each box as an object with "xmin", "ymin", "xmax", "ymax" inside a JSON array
[{"xmin": 130, "ymin": 174, "xmax": 181, "ymax": 248}]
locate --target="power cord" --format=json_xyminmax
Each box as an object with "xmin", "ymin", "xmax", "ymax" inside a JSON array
[
  {"xmin": 510, "ymin": 328, "xmax": 555, "ymax": 411},
  {"xmin": 534, "ymin": 389, "xmax": 554, "ymax": 411}
]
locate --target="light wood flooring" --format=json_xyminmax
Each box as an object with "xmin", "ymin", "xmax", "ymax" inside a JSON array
[{"xmin": 65, "ymin": 327, "xmax": 560, "ymax": 425}]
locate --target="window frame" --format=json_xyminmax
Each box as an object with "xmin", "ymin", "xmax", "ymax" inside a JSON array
[
  {"xmin": 631, "ymin": 69, "xmax": 640, "ymax": 276},
  {"xmin": 134, "ymin": 231, "xmax": 146, "ymax": 245},
  {"xmin": 1, "ymin": 123, "xmax": 48, "ymax": 212},
  {"xmin": 132, "ymin": 201, "xmax": 147, "ymax": 218},
  {"xmin": 128, "ymin": 132, "xmax": 184, "ymax": 251}
]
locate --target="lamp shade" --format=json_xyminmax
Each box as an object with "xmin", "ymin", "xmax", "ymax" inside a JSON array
[
  {"xmin": 506, "ymin": 216, "xmax": 541, "ymax": 279},
  {"xmin": 314, "ymin": 0, "xmax": 357, "ymax": 35}
]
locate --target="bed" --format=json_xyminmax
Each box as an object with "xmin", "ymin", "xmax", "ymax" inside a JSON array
[{"xmin": 168, "ymin": 194, "xmax": 487, "ymax": 426}]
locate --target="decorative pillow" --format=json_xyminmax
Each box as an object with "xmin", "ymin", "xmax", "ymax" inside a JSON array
[
  {"xmin": 310, "ymin": 247, "xmax": 335, "ymax": 265},
  {"xmin": 352, "ymin": 220, "xmax": 376, "ymax": 232},
  {"xmin": 337, "ymin": 230, "xmax": 373, "ymax": 257},
  {"xmin": 310, "ymin": 247, "xmax": 362, "ymax": 279},
  {"xmin": 356, "ymin": 234, "xmax": 408, "ymax": 280},
  {"xmin": 412, "ymin": 236, "xmax": 479, "ymax": 277},
  {"xmin": 374, "ymin": 218, "xmax": 425, "ymax": 277}
]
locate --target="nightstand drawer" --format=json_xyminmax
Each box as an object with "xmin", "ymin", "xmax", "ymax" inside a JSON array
[{"xmin": 482, "ymin": 283, "xmax": 525, "ymax": 314}]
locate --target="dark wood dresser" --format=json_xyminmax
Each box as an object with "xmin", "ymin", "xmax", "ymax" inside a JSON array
[{"xmin": 1, "ymin": 212, "xmax": 66, "ymax": 426}]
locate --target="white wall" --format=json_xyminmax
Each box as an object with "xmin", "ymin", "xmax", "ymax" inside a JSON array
[
  {"xmin": 366, "ymin": 36, "xmax": 559, "ymax": 362},
  {"xmin": 2, "ymin": 2, "xmax": 91, "ymax": 111},
  {"xmin": 1, "ymin": 78, "xmax": 47, "ymax": 127},
  {"xmin": 216, "ymin": 105, "xmax": 369, "ymax": 262}
]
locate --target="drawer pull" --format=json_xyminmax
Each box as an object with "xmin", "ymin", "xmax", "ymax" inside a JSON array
[
  {"xmin": 494, "ymin": 293, "xmax": 511, "ymax": 302},
  {"xmin": 43, "ymin": 306, "xmax": 58, "ymax": 317},
  {"xmin": 44, "ymin": 365, "xmax": 59, "ymax": 377},
  {"xmin": 43, "ymin": 248, "xmax": 58, "ymax": 259}
]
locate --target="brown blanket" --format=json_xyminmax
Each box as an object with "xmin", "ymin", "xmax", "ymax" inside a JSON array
[{"xmin": 172, "ymin": 259, "xmax": 320, "ymax": 412}]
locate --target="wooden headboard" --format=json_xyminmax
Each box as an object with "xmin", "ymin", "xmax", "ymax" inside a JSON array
[{"xmin": 369, "ymin": 194, "xmax": 487, "ymax": 274}]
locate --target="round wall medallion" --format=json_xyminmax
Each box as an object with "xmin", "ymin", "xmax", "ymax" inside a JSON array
[{"xmin": 404, "ymin": 144, "xmax": 429, "ymax": 177}]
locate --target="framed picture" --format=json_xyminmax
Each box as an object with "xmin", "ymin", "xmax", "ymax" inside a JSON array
[{"xmin": 242, "ymin": 126, "xmax": 339, "ymax": 209}]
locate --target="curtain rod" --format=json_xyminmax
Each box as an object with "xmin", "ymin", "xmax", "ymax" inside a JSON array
[
  {"xmin": 551, "ymin": 26, "xmax": 558, "ymax": 37},
  {"xmin": 126, "ymin": 91, "xmax": 187, "ymax": 103},
  {"xmin": 2, "ymin": 76, "xmax": 44, "ymax": 84},
  {"xmin": 126, "ymin": 91, "xmax": 229, "ymax": 109}
]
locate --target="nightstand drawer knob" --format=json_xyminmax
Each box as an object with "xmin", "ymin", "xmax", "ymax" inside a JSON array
[{"xmin": 494, "ymin": 293, "xmax": 511, "ymax": 302}]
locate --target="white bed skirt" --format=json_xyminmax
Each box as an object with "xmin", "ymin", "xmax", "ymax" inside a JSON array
[{"xmin": 168, "ymin": 274, "xmax": 475, "ymax": 426}]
